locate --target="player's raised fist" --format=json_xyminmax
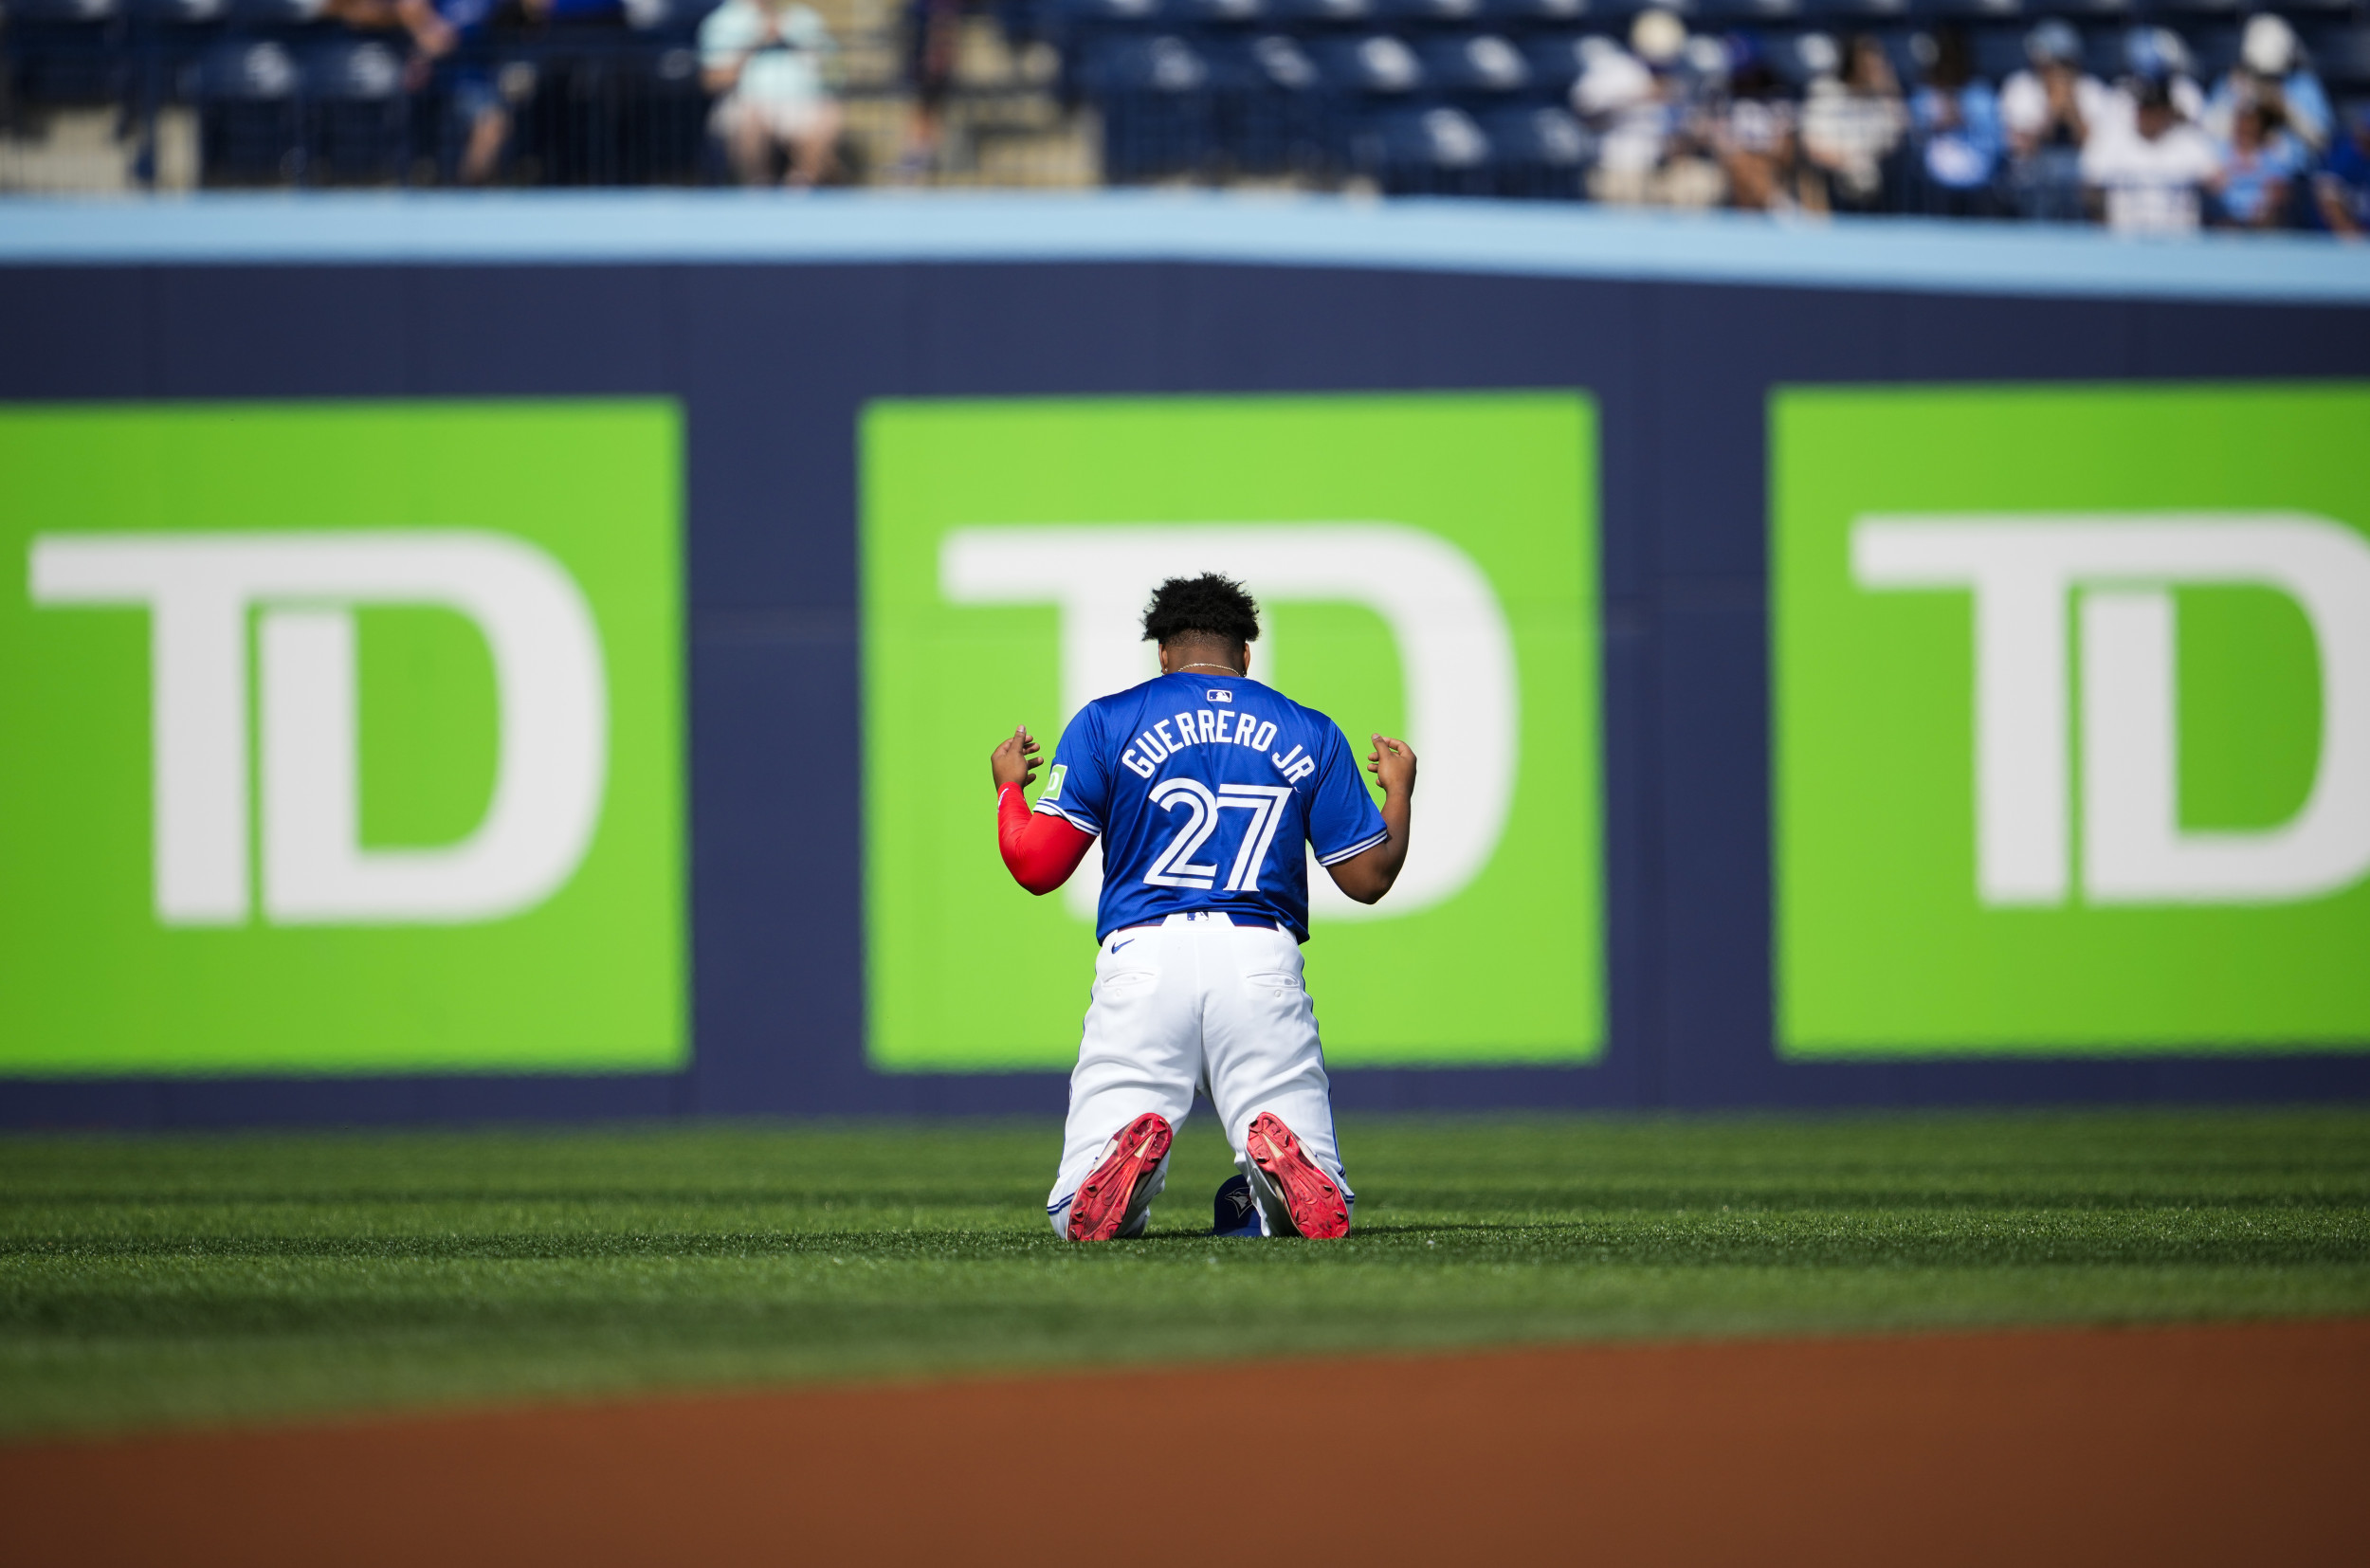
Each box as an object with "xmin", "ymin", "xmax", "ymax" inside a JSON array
[
  {"xmin": 1365, "ymin": 734, "xmax": 1417, "ymax": 798},
  {"xmin": 991, "ymin": 725, "xmax": 1042, "ymax": 793}
]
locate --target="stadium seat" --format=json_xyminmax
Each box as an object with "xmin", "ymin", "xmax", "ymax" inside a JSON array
[
  {"xmin": 1315, "ymin": 32, "xmax": 1427, "ymax": 92},
  {"xmin": 1058, "ymin": 0, "xmax": 1170, "ymax": 32},
  {"xmin": 1359, "ymin": 101, "xmax": 1492, "ymax": 191},
  {"xmin": 1212, "ymin": 32, "xmax": 1334, "ymax": 171},
  {"xmin": 1521, "ymin": 32, "xmax": 1610, "ymax": 96},
  {"xmin": 1172, "ymin": 0, "xmax": 1273, "ymax": 25},
  {"xmin": 1482, "ymin": 100, "xmax": 1589, "ymax": 194},
  {"xmin": 1085, "ymin": 29, "xmax": 1217, "ymax": 89},
  {"xmin": 196, "ymin": 37, "xmax": 301, "ymax": 183},
  {"xmin": 1241, "ymin": 28, "xmax": 1322, "ymax": 85},
  {"xmin": 1085, "ymin": 33, "xmax": 1220, "ymax": 178},
  {"xmin": 1481, "ymin": 0, "xmax": 1589, "ymax": 27},
  {"xmin": 1417, "ymin": 32, "xmax": 1532, "ymax": 94},
  {"xmin": 1269, "ymin": 0, "xmax": 1381, "ymax": 27},
  {"xmin": 301, "ymin": 39, "xmax": 408, "ymax": 184},
  {"xmin": 1376, "ymin": 0, "xmax": 1488, "ymax": 27}
]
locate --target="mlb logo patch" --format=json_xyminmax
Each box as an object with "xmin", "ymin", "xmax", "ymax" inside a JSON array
[{"xmin": 1207, "ymin": 688, "xmax": 1233, "ymax": 702}]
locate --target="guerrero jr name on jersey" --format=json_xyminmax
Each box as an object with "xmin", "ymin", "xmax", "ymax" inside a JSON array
[{"xmin": 1036, "ymin": 673, "xmax": 1388, "ymax": 941}]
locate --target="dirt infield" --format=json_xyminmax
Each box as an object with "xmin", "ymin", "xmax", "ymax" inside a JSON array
[{"xmin": 8, "ymin": 1320, "xmax": 2366, "ymax": 1566}]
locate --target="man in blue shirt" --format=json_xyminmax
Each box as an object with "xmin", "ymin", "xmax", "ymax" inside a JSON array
[{"xmin": 990, "ymin": 574, "xmax": 1416, "ymax": 1241}]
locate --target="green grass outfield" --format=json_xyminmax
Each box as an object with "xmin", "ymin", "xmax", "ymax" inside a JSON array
[{"xmin": 4, "ymin": 1107, "xmax": 2368, "ymax": 1440}]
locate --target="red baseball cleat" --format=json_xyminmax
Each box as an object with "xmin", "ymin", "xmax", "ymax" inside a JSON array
[
  {"xmin": 1066, "ymin": 1111, "xmax": 1174, "ymax": 1241},
  {"xmin": 1246, "ymin": 1112, "xmax": 1350, "ymax": 1239}
]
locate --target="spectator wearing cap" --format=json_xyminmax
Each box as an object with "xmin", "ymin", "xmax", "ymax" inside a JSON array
[
  {"xmin": 2080, "ymin": 75, "xmax": 2219, "ymax": 234},
  {"xmin": 2210, "ymin": 96, "xmax": 2304, "ymax": 228},
  {"xmin": 2312, "ymin": 103, "xmax": 2370, "ymax": 237},
  {"xmin": 1801, "ymin": 34, "xmax": 1907, "ymax": 213},
  {"xmin": 2001, "ymin": 20, "xmax": 2111, "ymax": 221},
  {"xmin": 700, "ymin": 0, "xmax": 843, "ymax": 186},
  {"xmin": 2206, "ymin": 15, "xmax": 2330, "ymax": 155},
  {"xmin": 1908, "ymin": 26, "xmax": 2002, "ymax": 217},
  {"xmin": 1575, "ymin": 10, "xmax": 1723, "ymax": 208},
  {"xmin": 2107, "ymin": 27, "xmax": 2206, "ymax": 138}
]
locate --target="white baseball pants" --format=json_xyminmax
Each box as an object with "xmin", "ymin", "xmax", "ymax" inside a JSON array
[{"xmin": 1047, "ymin": 910, "xmax": 1353, "ymax": 1237}]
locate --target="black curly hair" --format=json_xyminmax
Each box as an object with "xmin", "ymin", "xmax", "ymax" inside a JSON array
[{"xmin": 1140, "ymin": 573, "xmax": 1262, "ymax": 648}]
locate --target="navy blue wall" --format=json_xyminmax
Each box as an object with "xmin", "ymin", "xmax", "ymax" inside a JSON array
[{"xmin": 4, "ymin": 259, "xmax": 2368, "ymax": 1126}]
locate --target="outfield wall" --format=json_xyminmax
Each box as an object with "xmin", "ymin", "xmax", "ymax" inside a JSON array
[{"xmin": 4, "ymin": 195, "xmax": 2369, "ymax": 1126}]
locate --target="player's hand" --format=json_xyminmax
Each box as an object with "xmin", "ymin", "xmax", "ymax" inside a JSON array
[
  {"xmin": 991, "ymin": 725, "xmax": 1042, "ymax": 793},
  {"xmin": 1366, "ymin": 734, "xmax": 1416, "ymax": 798}
]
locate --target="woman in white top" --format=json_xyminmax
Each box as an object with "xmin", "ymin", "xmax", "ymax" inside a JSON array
[{"xmin": 700, "ymin": 0, "xmax": 843, "ymax": 186}]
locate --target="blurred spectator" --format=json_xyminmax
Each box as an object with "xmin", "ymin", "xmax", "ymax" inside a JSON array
[
  {"xmin": 1716, "ymin": 40, "xmax": 1806, "ymax": 214},
  {"xmin": 1575, "ymin": 12, "xmax": 1722, "ymax": 208},
  {"xmin": 2081, "ymin": 76, "xmax": 2218, "ymax": 234},
  {"xmin": 1908, "ymin": 27, "xmax": 2002, "ymax": 217},
  {"xmin": 2210, "ymin": 98, "xmax": 2302, "ymax": 228},
  {"xmin": 699, "ymin": 0, "xmax": 842, "ymax": 186},
  {"xmin": 2001, "ymin": 21, "xmax": 2107, "ymax": 221},
  {"xmin": 2206, "ymin": 15, "xmax": 2330, "ymax": 155},
  {"xmin": 2311, "ymin": 103, "xmax": 2370, "ymax": 237},
  {"xmin": 397, "ymin": 0, "xmax": 512, "ymax": 184},
  {"xmin": 899, "ymin": 0, "xmax": 964, "ymax": 180},
  {"xmin": 1801, "ymin": 33, "xmax": 1905, "ymax": 214},
  {"xmin": 2110, "ymin": 27, "xmax": 2205, "ymax": 137}
]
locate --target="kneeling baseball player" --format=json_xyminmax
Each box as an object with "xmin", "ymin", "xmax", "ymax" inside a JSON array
[{"xmin": 988, "ymin": 573, "xmax": 1416, "ymax": 1241}]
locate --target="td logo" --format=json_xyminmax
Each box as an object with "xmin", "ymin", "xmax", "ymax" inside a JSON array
[
  {"xmin": 32, "ymin": 532, "xmax": 607, "ymax": 927},
  {"xmin": 1853, "ymin": 515, "xmax": 2370, "ymax": 907},
  {"xmin": 862, "ymin": 393, "xmax": 1603, "ymax": 1072},
  {"xmin": 1776, "ymin": 386, "xmax": 2370, "ymax": 1055},
  {"xmin": 0, "ymin": 404, "xmax": 685, "ymax": 1076}
]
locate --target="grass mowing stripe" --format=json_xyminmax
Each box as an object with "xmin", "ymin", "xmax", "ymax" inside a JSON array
[{"xmin": 2, "ymin": 1108, "xmax": 2366, "ymax": 1439}]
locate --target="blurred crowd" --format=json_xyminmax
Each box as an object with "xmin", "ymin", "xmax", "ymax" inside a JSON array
[
  {"xmin": 317, "ymin": 0, "xmax": 859, "ymax": 185},
  {"xmin": 9, "ymin": 0, "xmax": 2369, "ymax": 224},
  {"xmin": 1572, "ymin": 11, "xmax": 2365, "ymax": 233}
]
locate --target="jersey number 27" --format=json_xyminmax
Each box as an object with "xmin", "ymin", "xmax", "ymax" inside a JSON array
[{"xmin": 1143, "ymin": 780, "xmax": 1294, "ymax": 893}]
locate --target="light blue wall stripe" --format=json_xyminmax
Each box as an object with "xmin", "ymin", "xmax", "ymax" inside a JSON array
[{"xmin": 3, "ymin": 190, "xmax": 2367, "ymax": 302}]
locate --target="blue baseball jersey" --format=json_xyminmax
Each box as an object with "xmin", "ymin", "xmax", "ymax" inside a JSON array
[{"xmin": 1034, "ymin": 672, "xmax": 1389, "ymax": 942}]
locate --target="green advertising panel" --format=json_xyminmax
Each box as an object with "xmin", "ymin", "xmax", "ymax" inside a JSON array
[
  {"xmin": 863, "ymin": 393, "xmax": 1600, "ymax": 1069},
  {"xmin": 1775, "ymin": 384, "xmax": 2370, "ymax": 1055},
  {"xmin": 0, "ymin": 404, "xmax": 685, "ymax": 1074}
]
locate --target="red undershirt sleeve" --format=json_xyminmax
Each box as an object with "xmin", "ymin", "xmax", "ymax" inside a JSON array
[{"xmin": 998, "ymin": 784, "xmax": 1095, "ymax": 896}]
